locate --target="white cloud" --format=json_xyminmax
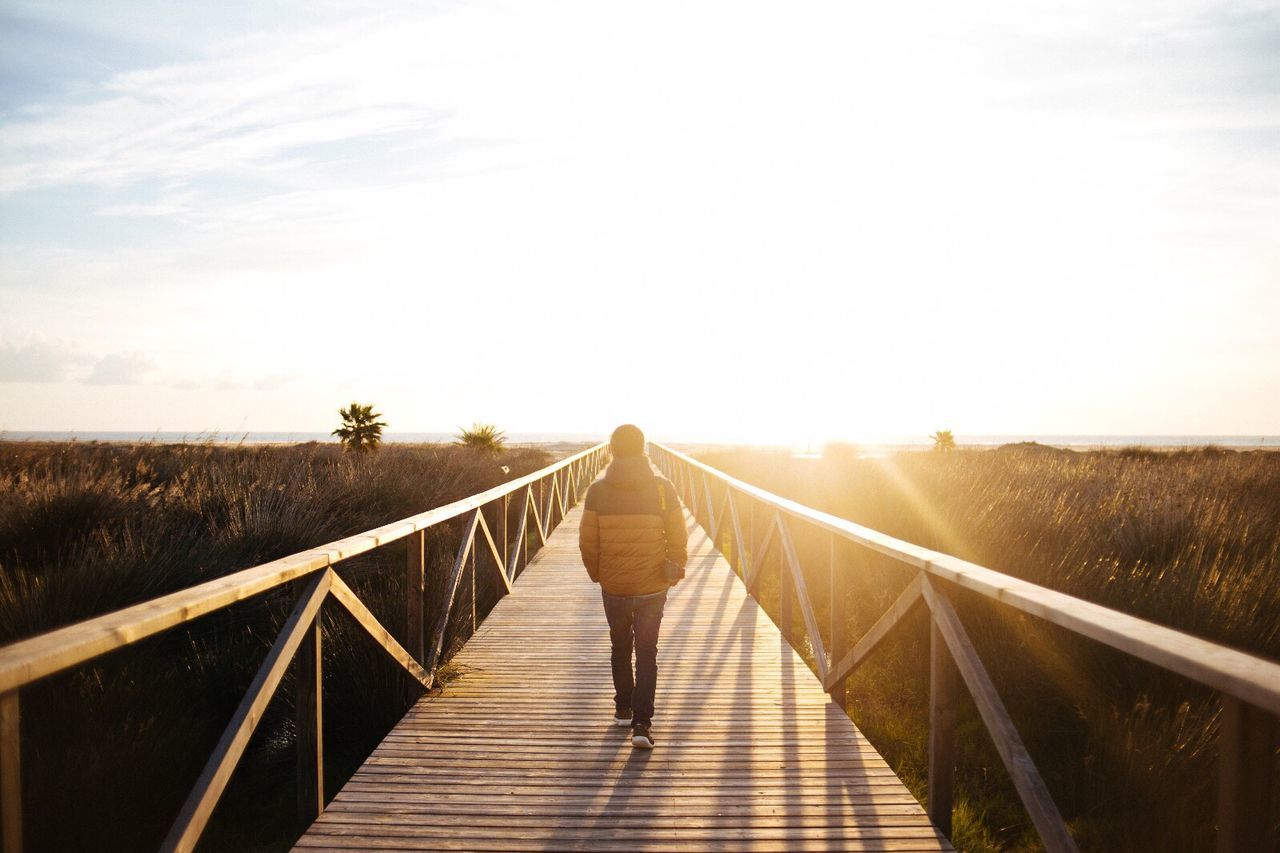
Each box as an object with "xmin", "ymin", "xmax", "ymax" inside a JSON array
[
  {"xmin": 84, "ymin": 351, "xmax": 157, "ymax": 385},
  {"xmin": 0, "ymin": 340, "xmax": 88, "ymax": 382},
  {"xmin": 0, "ymin": 1, "xmax": 1277, "ymax": 436}
]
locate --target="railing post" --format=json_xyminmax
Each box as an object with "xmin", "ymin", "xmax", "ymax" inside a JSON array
[
  {"xmin": 777, "ymin": 518, "xmax": 792, "ymax": 642},
  {"xmin": 522, "ymin": 488, "xmax": 531, "ymax": 572},
  {"xmin": 295, "ymin": 619, "xmax": 323, "ymax": 828},
  {"xmin": 406, "ymin": 530, "xmax": 425, "ymax": 665},
  {"xmin": 1, "ymin": 690, "xmax": 20, "ymax": 853},
  {"xmin": 469, "ymin": 531, "xmax": 477, "ymax": 636},
  {"xmin": 501, "ymin": 494, "xmax": 509, "ymax": 577},
  {"xmin": 1217, "ymin": 696, "xmax": 1277, "ymax": 853},
  {"xmin": 828, "ymin": 534, "xmax": 848, "ymax": 709},
  {"xmin": 928, "ymin": 615, "xmax": 958, "ymax": 838}
]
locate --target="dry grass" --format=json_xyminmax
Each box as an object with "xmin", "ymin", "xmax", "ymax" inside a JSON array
[
  {"xmin": 697, "ymin": 444, "xmax": 1280, "ymax": 852},
  {"xmin": 0, "ymin": 440, "xmax": 552, "ymax": 852}
]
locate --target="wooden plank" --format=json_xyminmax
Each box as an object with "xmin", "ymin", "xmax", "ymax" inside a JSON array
[
  {"xmin": 829, "ymin": 534, "xmax": 849, "ymax": 707},
  {"xmin": 927, "ymin": 617, "xmax": 957, "ymax": 837},
  {"xmin": 1216, "ymin": 696, "xmax": 1278, "ymax": 853},
  {"xmin": 527, "ymin": 486, "xmax": 548, "ymax": 546},
  {"xmin": 652, "ymin": 443, "xmax": 1280, "ymax": 715},
  {"xmin": 726, "ymin": 490, "xmax": 749, "ymax": 580},
  {"xmin": 406, "ymin": 530, "xmax": 425, "ymax": 664},
  {"xmin": 824, "ymin": 574, "xmax": 924, "ymax": 690},
  {"xmin": 296, "ymin": 494, "xmax": 949, "ymax": 853},
  {"xmin": 0, "ymin": 445, "xmax": 606, "ymax": 695},
  {"xmin": 921, "ymin": 576, "xmax": 1078, "ymax": 853},
  {"xmin": 476, "ymin": 510, "xmax": 512, "ymax": 594},
  {"xmin": 776, "ymin": 514, "xmax": 793, "ymax": 641},
  {"xmin": 423, "ymin": 511, "xmax": 479, "ymax": 675},
  {"xmin": 777, "ymin": 517, "xmax": 828, "ymax": 682},
  {"xmin": 296, "ymin": 620, "xmax": 324, "ymax": 827},
  {"xmin": 164, "ymin": 570, "xmax": 332, "ymax": 853},
  {"xmin": 0, "ymin": 691, "xmax": 19, "ymax": 853},
  {"xmin": 328, "ymin": 575, "xmax": 431, "ymax": 688},
  {"xmin": 0, "ymin": 549, "xmax": 330, "ymax": 694}
]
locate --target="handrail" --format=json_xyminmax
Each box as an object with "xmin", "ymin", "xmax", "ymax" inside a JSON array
[
  {"xmin": 0, "ymin": 442, "xmax": 610, "ymax": 853},
  {"xmin": 0, "ymin": 443, "xmax": 605, "ymax": 693},
  {"xmin": 649, "ymin": 442, "xmax": 1279, "ymax": 853}
]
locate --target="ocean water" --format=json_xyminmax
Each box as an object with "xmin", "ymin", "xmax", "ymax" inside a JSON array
[
  {"xmin": 0, "ymin": 431, "xmax": 1276, "ymax": 450},
  {"xmin": 0, "ymin": 431, "xmax": 601, "ymax": 445}
]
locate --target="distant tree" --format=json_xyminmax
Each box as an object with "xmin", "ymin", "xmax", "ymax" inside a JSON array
[
  {"xmin": 332, "ymin": 402, "xmax": 387, "ymax": 453},
  {"xmin": 456, "ymin": 423, "xmax": 506, "ymax": 454},
  {"xmin": 930, "ymin": 429, "xmax": 957, "ymax": 453}
]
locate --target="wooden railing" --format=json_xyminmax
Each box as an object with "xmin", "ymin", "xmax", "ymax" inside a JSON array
[
  {"xmin": 649, "ymin": 442, "xmax": 1280, "ymax": 853},
  {"xmin": 0, "ymin": 443, "xmax": 609, "ymax": 853}
]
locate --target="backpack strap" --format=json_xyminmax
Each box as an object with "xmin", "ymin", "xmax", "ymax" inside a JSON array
[{"xmin": 656, "ymin": 479, "xmax": 667, "ymax": 512}]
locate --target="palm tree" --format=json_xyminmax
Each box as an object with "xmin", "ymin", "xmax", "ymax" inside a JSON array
[
  {"xmin": 332, "ymin": 402, "xmax": 387, "ymax": 453},
  {"xmin": 455, "ymin": 423, "xmax": 506, "ymax": 454},
  {"xmin": 930, "ymin": 429, "xmax": 957, "ymax": 453}
]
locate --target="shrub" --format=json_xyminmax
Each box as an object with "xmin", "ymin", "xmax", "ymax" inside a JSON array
[
  {"xmin": 696, "ymin": 446, "xmax": 1280, "ymax": 852},
  {"xmin": 0, "ymin": 440, "xmax": 552, "ymax": 851},
  {"xmin": 455, "ymin": 423, "xmax": 506, "ymax": 455}
]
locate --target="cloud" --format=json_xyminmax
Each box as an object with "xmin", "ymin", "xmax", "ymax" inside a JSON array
[
  {"xmin": 84, "ymin": 351, "xmax": 156, "ymax": 385},
  {"xmin": 0, "ymin": 340, "xmax": 86, "ymax": 381}
]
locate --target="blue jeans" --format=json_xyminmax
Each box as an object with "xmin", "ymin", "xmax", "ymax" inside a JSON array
[{"xmin": 602, "ymin": 590, "xmax": 667, "ymax": 727}]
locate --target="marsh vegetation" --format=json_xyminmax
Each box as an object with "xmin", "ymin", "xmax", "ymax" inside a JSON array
[
  {"xmin": 697, "ymin": 444, "xmax": 1280, "ymax": 851},
  {"xmin": 0, "ymin": 440, "xmax": 553, "ymax": 851}
]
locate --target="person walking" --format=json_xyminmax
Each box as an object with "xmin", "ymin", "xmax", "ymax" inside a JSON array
[{"xmin": 579, "ymin": 424, "xmax": 688, "ymax": 749}]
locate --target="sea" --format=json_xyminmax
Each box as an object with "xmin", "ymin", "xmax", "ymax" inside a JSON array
[{"xmin": 1, "ymin": 431, "xmax": 1276, "ymax": 453}]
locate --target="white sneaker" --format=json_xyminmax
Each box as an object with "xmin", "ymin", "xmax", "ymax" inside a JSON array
[
  {"xmin": 613, "ymin": 712, "xmax": 632, "ymax": 727},
  {"xmin": 631, "ymin": 723, "xmax": 655, "ymax": 748}
]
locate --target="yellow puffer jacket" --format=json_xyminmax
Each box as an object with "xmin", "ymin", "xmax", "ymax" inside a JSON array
[{"xmin": 579, "ymin": 455, "xmax": 688, "ymax": 596}]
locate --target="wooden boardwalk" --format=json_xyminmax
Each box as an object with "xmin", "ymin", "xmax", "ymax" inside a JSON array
[{"xmin": 295, "ymin": 502, "xmax": 952, "ymax": 852}]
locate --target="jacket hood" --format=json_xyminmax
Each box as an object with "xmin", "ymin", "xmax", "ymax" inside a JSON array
[{"xmin": 604, "ymin": 455, "xmax": 656, "ymax": 488}]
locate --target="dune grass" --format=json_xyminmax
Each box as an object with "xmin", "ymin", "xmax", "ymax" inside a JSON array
[
  {"xmin": 696, "ymin": 444, "xmax": 1280, "ymax": 852},
  {"xmin": 0, "ymin": 440, "xmax": 554, "ymax": 852}
]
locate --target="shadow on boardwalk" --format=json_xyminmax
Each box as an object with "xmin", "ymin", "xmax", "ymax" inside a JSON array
[{"xmin": 294, "ymin": 503, "xmax": 952, "ymax": 852}]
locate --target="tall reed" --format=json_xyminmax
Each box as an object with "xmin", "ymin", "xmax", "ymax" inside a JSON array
[
  {"xmin": 0, "ymin": 440, "xmax": 555, "ymax": 851},
  {"xmin": 697, "ymin": 444, "xmax": 1280, "ymax": 852}
]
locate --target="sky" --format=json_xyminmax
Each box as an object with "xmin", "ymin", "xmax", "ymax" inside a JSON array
[{"xmin": 1, "ymin": 0, "xmax": 1277, "ymax": 444}]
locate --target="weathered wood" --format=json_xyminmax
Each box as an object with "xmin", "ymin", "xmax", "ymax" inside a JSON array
[
  {"xmin": 712, "ymin": 491, "xmax": 730, "ymax": 553},
  {"xmin": 650, "ymin": 443, "xmax": 1280, "ymax": 716},
  {"xmin": 927, "ymin": 617, "xmax": 957, "ymax": 837},
  {"xmin": 777, "ymin": 517, "xmax": 828, "ymax": 682},
  {"xmin": 501, "ymin": 493, "xmax": 509, "ymax": 575},
  {"xmin": 921, "ymin": 576, "xmax": 1078, "ymax": 853},
  {"xmin": 702, "ymin": 477, "xmax": 718, "ymax": 542},
  {"xmin": 468, "ymin": 530, "xmax": 477, "ymax": 635},
  {"xmin": 0, "ymin": 550, "xmax": 329, "ymax": 695},
  {"xmin": 828, "ymin": 535, "xmax": 848, "ymax": 707},
  {"xmin": 296, "ymin": 497, "xmax": 951, "ymax": 853},
  {"xmin": 527, "ymin": 487, "xmax": 548, "ymax": 546},
  {"xmin": 1216, "ymin": 696, "xmax": 1277, "ymax": 853},
  {"xmin": 296, "ymin": 620, "xmax": 324, "ymax": 828},
  {"xmin": 824, "ymin": 574, "xmax": 924, "ymax": 690},
  {"xmin": 746, "ymin": 509, "xmax": 775, "ymax": 593},
  {"xmin": 726, "ymin": 491, "xmax": 748, "ymax": 581},
  {"xmin": 507, "ymin": 499, "xmax": 528, "ymax": 583},
  {"xmin": 0, "ymin": 445, "xmax": 606, "ymax": 696},
  {"xmin": 406, "ymin": 531, "xmax": 425, "ymax": 665},
  {"xmin": 163, "ymin": 570, "xmax": 332, "ymax": 853},
  {"xmin": 776, "ymin": 515, "xmax": 793, "ymax": 642},
  {"xmin": 424, "ymin": 512, "xmax": 480, "ymax": 675},
  {"xmin": 327, "ymin": 574, "xmax": 431, "ymax": 688},
  {"xmin": 0, "ymin": 691, "xmax": 19, "ymax": 853},
  {"xmin": 475, "ymin": 510, "xmax": 513, "ymax": 595}
]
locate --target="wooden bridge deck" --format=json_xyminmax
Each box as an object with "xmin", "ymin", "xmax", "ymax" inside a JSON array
[{"xmin": 295, "ymin": 502, "xmax": 952, "ymax": 852}]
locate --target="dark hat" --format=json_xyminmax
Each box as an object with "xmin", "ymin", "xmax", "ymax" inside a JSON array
[{"xmin": 609, "ymin": 424, "xmax": 645, "ymax": 457}]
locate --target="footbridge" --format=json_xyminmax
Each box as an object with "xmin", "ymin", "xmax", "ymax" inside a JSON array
[{"xmin": 0, "ymin": 443, "xmax": 1276, "ymax": 852}]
